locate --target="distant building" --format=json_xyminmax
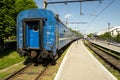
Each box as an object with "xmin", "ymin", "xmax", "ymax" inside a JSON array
[
  {"xmin": 97, "ymin": 26, "xmax": 120, "ymax": 36},
  {"xmin": 97, "ymin": 29, "xmax": 107, "ymax": 36}
]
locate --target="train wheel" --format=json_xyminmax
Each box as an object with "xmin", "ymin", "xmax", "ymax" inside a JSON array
[
  {"xmin": 54, "ymin": 53, "xmax": 59, "ymax": 60},
  {"xmin": 50, "ymin": 59, "xmax": 56, "ymax": 65},
  {"xmin": 31, "ymin": 51, "xmax": 37, "ymax": 58},
  {"xmin": 37, "ymin": 54, "xmax": 43, "ymax": 62}
]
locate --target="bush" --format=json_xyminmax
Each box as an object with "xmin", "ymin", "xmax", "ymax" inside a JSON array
[
  {"xmin": 114, "ymin": 34, "xmax": 120, "ymax": 43},
  {"xmin": 99, "ymin": 32, "xmax": 120, "ymax": 43}
]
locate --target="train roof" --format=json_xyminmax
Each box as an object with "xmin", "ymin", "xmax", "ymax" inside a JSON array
[
  {"xmin": 17, "ymin": 8, "xmax": 70, "ymax": 31},
  {"xmin": 17, "ymin": 8, "xmax": 55, "ymax": 21}
]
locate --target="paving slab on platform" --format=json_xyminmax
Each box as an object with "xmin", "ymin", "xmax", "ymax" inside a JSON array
[{"xmin": 54, "ymin": 40, "xmax": 117, "ymax": 80}]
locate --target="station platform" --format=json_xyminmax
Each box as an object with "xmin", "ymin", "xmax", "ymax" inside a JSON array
[
  {"xmin": 90, "ymin": 40, "xmax": 120, "ymax": 53},
  {"xmin": 54, "ymin": 40, "xmax": 117, "ymax": 80}
]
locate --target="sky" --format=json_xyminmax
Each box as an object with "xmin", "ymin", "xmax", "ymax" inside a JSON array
[{"xmin": 34, "ymin": 0, "xmax": 120, "ymax": 34}]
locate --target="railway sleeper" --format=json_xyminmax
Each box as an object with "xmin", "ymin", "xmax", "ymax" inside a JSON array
[{"xmin": 84, "ymin": 40, "xmax": 120, "ymax": 72}]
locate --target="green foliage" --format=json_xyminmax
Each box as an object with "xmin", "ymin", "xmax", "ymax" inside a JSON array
[
  {"xmin": 0, "ymin": 0, "xmax": 37, "ymax": 40},
  {"xmin": 69, "ymin": 28, "xmax": 83, "ymax": 38},
  {"xmin": 98, "ymin": 32, "xmax": 120, "ymax": 43},
  {"xmin": 99, "ymin": 32, "xmax": 112, "ymax": 41},
  {"xmin": 15, "ymin": 0, "xmax": 37, "ymax": 12},
  {"xmin": 87, "ymin": 33, "xmax": 94, "ymax": 38},
  {"xmin": 0, "ymin": 51, "xmax": 25, "ymax": 70},
  {"xmin": 114, "ymin": 34, "xmax": 120, "ymax": 43}
]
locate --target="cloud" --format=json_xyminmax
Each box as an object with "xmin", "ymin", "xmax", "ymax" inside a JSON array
[{"xmin": 64, "ymin": 14, "xmax": 72, "ymax": 19}]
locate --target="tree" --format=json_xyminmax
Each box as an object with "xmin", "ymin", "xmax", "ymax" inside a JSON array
[
  {"xmin": 0, "ymin": 0, "xmax": 37, "ymax": 47},
  {"xmin": 69, "ymin": 28, "xmax": 83, "ymax": 38},
  {"xmin": 99, "ymin": 32, "xmax": 112, "ymax": 41},
  {"xmin": 0, "ymin": 0, "xmax": 37, "ymax": 40},
  {"xmin": 114, "ymin": 34, "xmax": 120, "ymax": 43},
  {"xmin": 87, "ymin": 33, "xmax": 93, "ymax": 38}
]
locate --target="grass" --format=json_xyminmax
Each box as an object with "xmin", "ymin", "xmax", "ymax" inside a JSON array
[
  {"xmin": 93, "ymin": 44, "xmax": 120, "ymax": 59},
  {"xmin": 0, "ymin": 51, "xmax": 25, "ymax": 70},
  {"xmin": 83, "ymin": 40, "xmax": 120, "ymax": 80},
  {"xmin": 91, "ymin": 50, "xmax": 120, "ymax": 80},
  {"xmin": 0, "ymin": 50, "xmax": 25, "ymax": 79},
  {"xmin": 0, "ymin": 63, "xmax": 25, "ymax": 79},
  {"xmin": 0, "ymin": 45, "xmax": 69, "ymax": 79},
  {"xmin": 0, "ymin": 39, "xmax": 24, "ymax": 70}
]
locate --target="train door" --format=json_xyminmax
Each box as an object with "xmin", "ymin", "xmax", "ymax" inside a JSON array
[
  {"xmin": 56, "ymin": 24, "xmax": 59, "ymax": 49},
  {"xmin": 23, "ymin": 19, "xmax": 43, "ymax": 49}
]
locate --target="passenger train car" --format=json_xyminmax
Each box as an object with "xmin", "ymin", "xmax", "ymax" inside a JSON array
[{"xmin": 17, "ymin": 9, "xmax": 78, "ymax": 62}]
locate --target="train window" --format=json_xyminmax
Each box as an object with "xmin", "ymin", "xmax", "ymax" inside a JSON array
[{"xmin": 33, "ymin": 25, "xmax": 39, "ymax": 31}]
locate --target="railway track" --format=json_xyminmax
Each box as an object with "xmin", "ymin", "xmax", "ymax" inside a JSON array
[
  {"xmin": 4, "ymin": 63, "xmax": 49, "ymax": 80},
  {"xmin": 3, "ymin": 40, "xmax": 72, "ymax": 80},
  {"xmin": 4, "ymin": 63, "xmax": 32, "ymax": 80},
  {"xmin": 83, "ymin": 40, "xmax": 120, "ymax": 72},
  {"xmin": 3, "ymin": 47, "xmax": 66, "ymax": 80}
]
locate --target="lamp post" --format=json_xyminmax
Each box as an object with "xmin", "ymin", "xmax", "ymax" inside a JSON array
[
  {"xmin": 108, "ymin": 23, "xmax": 110, "ymax": 32},
  {"xmin": 108, "ymin": 23, "xmax": 110, "ymax": 43}
]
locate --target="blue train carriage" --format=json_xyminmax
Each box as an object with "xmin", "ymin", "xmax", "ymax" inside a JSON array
[{"xmin": 17, "ymin": 9, "xmax": 74, "ymax": 62}]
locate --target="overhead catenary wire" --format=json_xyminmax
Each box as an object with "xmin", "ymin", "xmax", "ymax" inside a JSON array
[
  {"xmin": 50, "ymin": 0, "xmax": 59, "ymax": 14},
  {"xmin": 87, "ymin": 0, "xmax": 116, "ymax": 27},
  {"xmin": 96, "ymin": 0, "xmax": 116, "ymax": 16},
  {"xmin": 50, "ymin": 0, "xmax": 65, "ymax": 20},
  {"xmin": 90, "ymin": 3, "xmax": 101, "ymax": 16}
]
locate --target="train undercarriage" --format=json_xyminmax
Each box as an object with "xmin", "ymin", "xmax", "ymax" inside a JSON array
[{"xmin": 18, "ymin": 49, "xmax": 58, "ymax": 65}]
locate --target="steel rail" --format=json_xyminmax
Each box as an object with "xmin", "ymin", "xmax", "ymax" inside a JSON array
[
  {"xmin": 83, "ymin": 40, "xmax": 120, "ymax": 72},
  {"xmin": 3, "ymin": 40, "xmax": 72, "ymax": 80},
  {"xmin": 35, "ymin": 66, "xmax": 49, "ymax": 80},
  {"xmin": 91, "ymin": 41, "xmax": 120, "ymax": 56},
  {"xmin": 4, "ymin": 63, "xmax": 33, "ymax": 80},
  {"xmin": 90, "ymin": 42, "xmax": 120, "ymax": 60}
]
